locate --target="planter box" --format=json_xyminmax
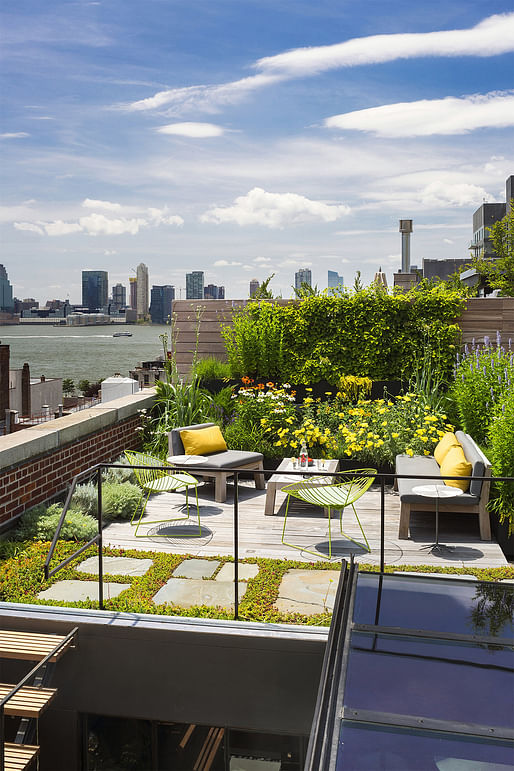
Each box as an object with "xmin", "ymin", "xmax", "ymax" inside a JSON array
[{"xmin": 490, "ymin": 512, "xmax": 514, "ymax": 560}]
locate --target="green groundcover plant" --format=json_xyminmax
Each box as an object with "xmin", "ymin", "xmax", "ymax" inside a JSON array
[
  {"xmin": 0, "ymin": 543, "xmax": 511, "ymax": 627},
  {"xmin": 488, "ymin": 392, "xmax": 514, "ymax": 534}
]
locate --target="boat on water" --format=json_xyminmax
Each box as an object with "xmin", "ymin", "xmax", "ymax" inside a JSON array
[{"xmin": 112, "ymin": 331, "xmax": 133, "ymax": 337}]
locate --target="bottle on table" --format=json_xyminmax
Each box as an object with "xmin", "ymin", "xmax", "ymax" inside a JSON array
[{"xmin": 299, "ymin": 442, "xmax": 308, "ymax": 469}]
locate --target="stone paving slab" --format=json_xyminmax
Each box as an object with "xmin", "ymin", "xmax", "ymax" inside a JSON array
[
  {"xmin": 275, "ymin": 569, "xmax": 341, "ymax": 615},
  {"xmin": 153, "ymin": 578, "xmax": 247, "ymax": 609},
  {"xmin": 215, "ymin": 563, "xmax": 259, "ymax": 582},
  {"xmin": 76, "ymin": 556, "xmax": 153, "ymax": 577},
  {"xmin": 172, "ymin": 559, "xmax": 219, "ymax": 579},
  {"xmin": 38, "ymin": 580, "xmax": 131, "ymax": 602}
]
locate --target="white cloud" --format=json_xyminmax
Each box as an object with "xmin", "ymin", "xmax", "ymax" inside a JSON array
[
  {"xmin": 254, "ymin": 256, "xmax": 272, "ymax": 264},
  {"xmin": 201, "ymin": 187, "xmax": 350, "ymax": 229},
  {"xmin": 125, "ymin": 13, "xmax": 514, "ymax": 116},
  {"xmin": 443, "ymin": 238, "xmax": 454, "ymax": 244},
  {"xmin": 82, "ymin": 198, "xmax": 123, "ymax": 211},
  {"xmin": 14, "ymin": 222, "xmax": 44, "ymax": 235},
  {"xmin": 0, "ymin": 132, "xmax": 29, "ymax": 139},
  {"xmin": 12, "ymin": 203, "xmax": 184, "ymax": 237},
  {"xmin": 78, "ymin": 213, "xmax": 146, "ymax": 235},
  {"xmin": 213, "ymin": 259, "xmax": 242, "ymax": 267},
  {"xmin": 257, "ymin": 13, "xmax": 514, "ymax": 76},
  {"xmin": 43, "ymin": 220, "xmax": 83, "ymax": 236},
  {"xmin": 325, "ymin": 91, "xmax": 514, "ymax": 137},
  {"xmin": 157, "ymin": 122, "xmax": 225, "ymax": 138}
]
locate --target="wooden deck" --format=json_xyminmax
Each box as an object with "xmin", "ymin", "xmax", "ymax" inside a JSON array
[{"xmin": 104, "ymin": 480, "xmax": 508, "ymax": 568}]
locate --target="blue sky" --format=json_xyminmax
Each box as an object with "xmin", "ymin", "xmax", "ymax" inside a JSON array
[{"xmin": 1, "ymin": 0, "xmax": 513, "ymax": 302}]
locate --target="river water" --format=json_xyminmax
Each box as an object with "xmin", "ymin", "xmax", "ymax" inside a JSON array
[{"xmin": 0, "ymin": 324, "xmax": 170, "ymax": 383}]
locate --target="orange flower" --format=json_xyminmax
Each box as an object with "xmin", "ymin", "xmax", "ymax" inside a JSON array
[
  {"xmin": 257, "ymin": 383, "xmax": 265, "ymax": 390},
  {"xmin": 266, "ymin": 381, "xmax": 274, "ymax": 388}
]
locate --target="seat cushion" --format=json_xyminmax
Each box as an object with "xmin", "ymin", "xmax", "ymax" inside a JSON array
[
  {"xmin": 197, "ymin": 450, "xmax": 263, "ymax": 470},
  {"xmin": 440, "ymin": 446, "xmax": 472, "ymax": 492},
  {"xmin": 395, "ymin": 453, "xmax": 479, "ymax": 506},
  {"xmin": 180, "ymin": 426, "xmax": 227, "ymax": 455},
  {"xmin": 456, "ymin": 431, "xmax": 486, "ymax": 497}
]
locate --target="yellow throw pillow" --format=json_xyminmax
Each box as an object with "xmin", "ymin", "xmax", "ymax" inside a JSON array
[
  {"xmin": 180, "ymin": 426, "xmax": 227, "ymax": 455},
  {"xmin": 440, "ymin": 446, "xmax": 472, "ymax": 492},
  {"xmin": 434, "ymin": 432, "xmax": 461, "ymax": 465}
]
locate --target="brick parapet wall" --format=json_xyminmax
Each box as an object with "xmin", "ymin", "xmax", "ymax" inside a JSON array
[{"xmin": 0, "ymin": 389, "xmax": 156, "ymax": 525}]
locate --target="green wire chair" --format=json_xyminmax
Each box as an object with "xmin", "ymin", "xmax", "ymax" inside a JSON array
[
  {"xmin": 281, "ymin": 468, "xmax": 376, "ymax": 559},
  {"xmin": 124, "ymin": 451, "xmax": 202, "ymax": 538}
]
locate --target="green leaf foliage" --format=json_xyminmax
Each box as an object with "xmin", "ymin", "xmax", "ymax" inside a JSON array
[
  {"xmin": 15, "ymin": 504, "xmax": 97, "ymax": 542},
  {"xmin": 221, "ymin": 287, "xmax": 464, "ymax": 383}
]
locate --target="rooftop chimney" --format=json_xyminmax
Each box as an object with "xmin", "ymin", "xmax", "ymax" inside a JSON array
[{"xmin": 399, "ymin": 219, "xmax": 413, "ymax": 273}]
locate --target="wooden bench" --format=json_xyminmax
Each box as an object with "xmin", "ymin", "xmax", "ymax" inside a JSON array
[{"xmin": 0, "ymin": 630, "xmax": 73, "ymax": 663}]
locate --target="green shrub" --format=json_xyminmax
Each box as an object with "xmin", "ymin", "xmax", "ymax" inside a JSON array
[
  {"xmin": 452, "ymin": 336, "xmax": 514, "ymax": 443},
  {"xmin": 102, "ymin": 483, "xmax": 141, "ymax": 520},
  {"xmin": 488, "ymin": 394, "xmax": 514, "ymax": 533},
  {"xmin": 15, "ymin": 503, "xmax": 97, "ymax": 542},
  {"xmin": 220, "ymin": 287, "xmax": 463, "ymax": 383},
  {"xmin": 103, "ymin": 455, "xmax": 136, "ymax": 485},
  {"xmin": 195, "ymin": 357, "xmax": 232, "ymax": 381},
  {"xmin": 211, "ymin": 385, "xmax": 236, "ymax": 426},
  {"xmin": 71, "ymin": 481, "xmax": 141, "ymax": 520}
]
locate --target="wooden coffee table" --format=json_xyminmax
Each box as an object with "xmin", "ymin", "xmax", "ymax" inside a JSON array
[{"xmin": 264, "ymin": 458, "xmax": 340, "ymax": 516}]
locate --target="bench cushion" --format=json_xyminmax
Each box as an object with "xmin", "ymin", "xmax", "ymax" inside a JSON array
[
  {"xmin": 395, "ymin": 453, "xmax": 479, "ymax": 506},
  {"xmin": 169, "ymin": 424, "xmax": 263, "ymax": 470},
  {"xmin": 180, "ymin": 426, "xmax": 227, "ymax": 455},
  {"xmin": 456, "ymin": 431, "xmax": 486, "ymax": 497}
]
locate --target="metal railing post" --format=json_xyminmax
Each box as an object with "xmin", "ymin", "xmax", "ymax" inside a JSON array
[
  {"xmin": 0, "ymin": 703, "xmax": 4, "ymax": 771},
  {"xmin": 97, "ymin": 467, "xmax": 104, "ymax": 610},
  {"xmin": 234, "ymin": 470, "xmax": 239, "ymax": 621},
  {"xmin": 380, "ymin": 475, "xmax": 385, "ymax": 573}
]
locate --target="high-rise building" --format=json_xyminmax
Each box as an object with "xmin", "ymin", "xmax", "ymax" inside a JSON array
[
  {"xmin": 0, "ymin": 265, "xmax": 14, "ymax": 311},
  {"xmin": 82, "ymin": 270, "xmax": 108, "ymax": 310},
  {"xmin": 327, "ymin": 270, "xmax": 344, "ymax": 292},
  {"xmin": 471, "ymin": 176, "xmax": 513, "ymax": 259},
  {"xmin": 150, "ymin": 285, "xmax": 175, "ymax": 324},
  {"xmin": 249, "ymin": 279, "xmax": 259, "ymax": 298},
  {"xmin": 204, "ymin": 284, "xmax": 225, "ymax": 299},
  {"xmin": 136, "ymin": 263, "xmax": 149, "ymax": 319},
  {"xmin": 129, "ymin": 277, "xmax": 137, "ymax": 310},
  {"xmin": 294, "ymin": 268, "xmax": 312, "ymax": 292},
  {"xmin": 112, "ymin": 283, "xmax": 126, "ymax": 309},
  {"xmin": 186, "ymin": 271, "xmax": 204, "ymax": 300}
]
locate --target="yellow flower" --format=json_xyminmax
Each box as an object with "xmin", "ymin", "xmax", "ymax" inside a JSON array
[
  {"xmin": 392, "ymin": 432, "xmax": 399, "ymax": 439},
  {"xmin": 424, "ymin": 450, "xmax": 430, "ymax": 456},
  {"xmin": 406, "ymin": 448, "xmax": 414, "ymax": 457}
]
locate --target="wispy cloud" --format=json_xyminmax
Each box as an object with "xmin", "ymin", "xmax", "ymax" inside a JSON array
[
  {"xmin": 213, "ymin": 259, "xmax": 243, "ymax": 266},
  {"xmin": 0, "ymin": 132, "xmax": 30, "ymax": 139},
  {"xmin": 156, "ymin": 122, "xmax": 226, "ymax": 138},
  {"xmin": 201, "ymin": 187, "xmax": 350, "ymax": 228},
  {"xmin": 325, "ymin": 90, "xmax": 514, "ymax": 137},
  {"xmin": 124, "ymin": 13, "xmax": 514, "ymax": 116}
]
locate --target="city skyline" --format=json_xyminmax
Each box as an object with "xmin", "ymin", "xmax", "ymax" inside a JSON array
[{"xmin": 1, "ymin": 2, "xmax": 514, "ymax": 301}]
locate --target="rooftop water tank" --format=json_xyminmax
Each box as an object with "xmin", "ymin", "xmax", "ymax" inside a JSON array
[{"xmin": 101, "ymin": 375, "xmax": 140, "ymax": 403}]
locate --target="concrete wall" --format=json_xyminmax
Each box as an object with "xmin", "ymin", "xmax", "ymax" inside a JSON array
[
  {"xmin": 0, "ymin": 389, "xmax": 155, "ymax": 524},
  {"xmin": 0, "ymin": 603, "xmax": 327, "ymax": 770},
  {"xmin": 172, "ymin": 297, "xmax": 514, "ymax": 376}
]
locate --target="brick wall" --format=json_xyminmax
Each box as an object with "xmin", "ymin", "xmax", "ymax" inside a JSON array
[{"xmin": 0, "ymin": 389, "xmax": 156, "ymax": 525}]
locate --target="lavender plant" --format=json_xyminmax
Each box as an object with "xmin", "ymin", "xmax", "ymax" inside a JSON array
[{"xmin": 451, "ymin": 333, "xmax": 513, "ymax": 444}]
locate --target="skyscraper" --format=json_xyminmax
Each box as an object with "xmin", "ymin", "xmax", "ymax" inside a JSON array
[
  {"xmin": 249, "ymin": 278, "xmax": 259, "ymax": 298},
  {"xmin": 111, "ymin": 283, "xmax": 126, "ymax": 309},
  {"xmin": 150, "ymin": 285, "xmax": 175, "ymax": 324},
  {"xmin": 204, "ymin": 284, "xmax": 225, "ymax": 299},
  {"xmin": 82, "ymin": 270, "xmax": 108, "ymax": 310},
  {"xmin": 294, "ymin": 268, "xmax": 312, "ymax": 292},
  {"xmin": 129, "ymin": 277, "xmax": 137, "ymax": 310},
  {"xmin": 0, "ymin": 265, "xmax": 14, "ymax": 311},
  {"xmin": 186, "ymin": 271, "xmax": 204, "ymax": 299},
  {"xmin": 136, "ymin": 263, "xmax": 149, "ymax": 319},
  {"xmin": 328, "ymin": 270, "xmax": 344, "ymax": 292}
]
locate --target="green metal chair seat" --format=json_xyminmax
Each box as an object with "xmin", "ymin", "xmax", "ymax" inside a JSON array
[
  {"xmin": 124, "ymin": 451, "xmax": 202, "ymax": 538},
  {"xmin": 281, "ymin": 469, "xmax": 376, "ymax": 559}
]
